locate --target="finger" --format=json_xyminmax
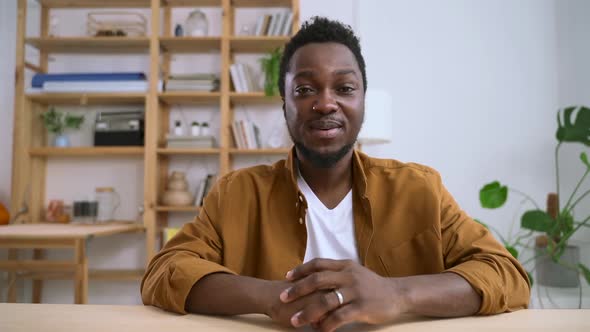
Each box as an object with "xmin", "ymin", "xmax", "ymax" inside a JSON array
[
  {"xmin": 319, "ymin": 304, "xmax": 359, "ymax": 332},
  {"xmin": 286, "ymin": 258, "xmax": 351, "ymax": 281},
  {"xmin": 290, "ymin": 290, "xmax": 343, "ymax": 327},
  {"xmin": 281, "ymin": 271, "xmax": 345, "ymax": 303}
]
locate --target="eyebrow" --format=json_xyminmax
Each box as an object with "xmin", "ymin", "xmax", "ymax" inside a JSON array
[{"xmin": 293, "ymin": 69, "xmax": 358, "ymax": 80}]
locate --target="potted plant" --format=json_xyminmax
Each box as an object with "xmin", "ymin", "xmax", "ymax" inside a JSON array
[
  {"xmin": 40, "ymin": 107, "xmax": 85, "ymax": 147},
  {"xmin": 259, "ymin": 47, "xmax": 282, "ymax": 97},
  {"xmin": 478, "ymin": 106, "xmax": 590, "ymax": 289}
]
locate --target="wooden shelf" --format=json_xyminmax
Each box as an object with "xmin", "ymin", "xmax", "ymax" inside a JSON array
[
  {"xmin": 157, "ymin": 148, "xmax": 220, "ymax": 155},
  {"xmin": 37, "ymin": 0, "xmax": 150, "ymax": 8},
  {"xmin": 163, "ymin": 0, "xmax": 221, "ymax": 6},
  {"xmin": 160, "ymin": 37, "xmax": 221, "ymax": 53},
  {"xmin": 159, "ymin": 91, "xmax": 220, "ymax": 105},
  {"xmin": 230, "ymin": 36, "xmax": 290, "ymax": 53},
  {"xmin": 155, "ymin": 206, "xmax": 201, "ymax": 212},
  {"xmin": 230, "ymin": 92, "xmax": 281, "ymax": 104},
  {"xmin": 232, "ymin": 0, "xmax": 291, "ymax": 7},
  {"xmin": 26, "ymin": 37, "xmax": 150, "ymax": 54},
  {"xmin": 230, "ymin": 148, "xmax": 290, "ymax": 155},
  {"xmin": 26, "ymin": 92, "xmax": 146, "ymax": 105},
  {"xmin": 29, "ymin": 147, "xmax": 145, "ymax": 157}
]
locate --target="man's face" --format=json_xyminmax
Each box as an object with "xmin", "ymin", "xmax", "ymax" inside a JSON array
[{"xmin": 283, "ymin": 42, "xmax": 365, "ymax": 167}]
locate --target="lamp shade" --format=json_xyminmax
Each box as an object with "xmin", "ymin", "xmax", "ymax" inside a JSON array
[{"xmin": 358, "ymin": 89, "xmax": 393, "ymax": 146}]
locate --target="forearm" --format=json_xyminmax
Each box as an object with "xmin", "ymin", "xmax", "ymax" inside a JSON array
[
  {"xmin": 395, "ymin": 272, "xmax": 481, "ymax": 317},
  {"xmin": 185, "ymin": 272, "xmax": 287, "ymax": 315}
]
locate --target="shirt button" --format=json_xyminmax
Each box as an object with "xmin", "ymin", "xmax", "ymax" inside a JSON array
[{"xmin": 298, "ymin": 217, "xmax": 304, "ymax": 224}]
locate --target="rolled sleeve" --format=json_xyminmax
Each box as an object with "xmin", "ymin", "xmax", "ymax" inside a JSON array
[
  {"xmin": 434, "ymin": 173, "xmax": 531, "ymax": 314},
  {"xmin": 141, "ymin": 178, "xmax": 237, "ymax": 314}
]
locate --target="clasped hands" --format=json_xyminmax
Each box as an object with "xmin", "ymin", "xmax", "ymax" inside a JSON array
[{"xmin": 265, "ymin": 258, "xmax": 409, "ymax": 332}]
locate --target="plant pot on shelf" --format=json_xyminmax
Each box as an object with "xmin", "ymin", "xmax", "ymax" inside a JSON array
[
  {"xmin": 535, "ymin": 242, "xmax": 580, "ymax": 288},
  {"xmin": 53, "ymin": 134, "xmax": 70, "ymax": 147}
]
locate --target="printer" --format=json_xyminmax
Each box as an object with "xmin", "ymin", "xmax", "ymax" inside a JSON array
[{"xmin": 94, "ymin": 110, "xmax": 144, "ymax": 146}]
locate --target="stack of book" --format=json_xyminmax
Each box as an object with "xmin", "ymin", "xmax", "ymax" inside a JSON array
[
  {"xmin": 229, "ymin": 63, "xmax": 259, "ymax": 93},
  {"xmin": 194, "ymin": 174, "xmax": 217, "ymax": 207},
  {"xmin": 253, "ymin": 10, "xmax": 293, "ymax": 36},
  {"xmin": 165, "ymin": 134, "xmax": 216, "ymax": 148},
  {"xmin": 231, "ymin": 120, "xmax": 261, "ymax": 149},
  {"xmin": 165, "ymin": 73, "xmax": 220, "ymax": 92},
  {"xmin": 29, "ymin": 72, "xmax": 156, "ymax": 93}
]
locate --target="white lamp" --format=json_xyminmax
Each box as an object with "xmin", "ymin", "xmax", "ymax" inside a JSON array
[{"xmin": 357, "ymin": 89, "xmax": 393, "ymax": 150}]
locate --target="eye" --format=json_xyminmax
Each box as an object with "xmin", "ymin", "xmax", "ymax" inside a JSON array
[
  {"xmin": 295, "ymin": 86, "xmax": 315, "ymax": 95},
  {"xmin": 338, "ymin": 86, "xmax": 355, "ymax": 94}
]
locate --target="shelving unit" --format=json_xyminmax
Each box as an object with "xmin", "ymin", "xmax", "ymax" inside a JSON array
[{"xmin": 9, "ymin": 0, "xmax": 298, "ymax": 304}]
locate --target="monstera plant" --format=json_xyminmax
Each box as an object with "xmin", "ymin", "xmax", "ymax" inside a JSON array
[{"xmin": 478, "ymin": 106, "xmax": 590, "ymax": 289}]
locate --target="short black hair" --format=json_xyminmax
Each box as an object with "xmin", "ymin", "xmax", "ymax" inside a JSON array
[{"xmin": 279, "ymin": 16, "xmax": 367, "ymax": 97}]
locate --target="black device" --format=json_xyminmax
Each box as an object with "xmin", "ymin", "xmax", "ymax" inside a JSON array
[{"xmin": 94, "ymin": 110, "xmax": 145, "ymax": 146}]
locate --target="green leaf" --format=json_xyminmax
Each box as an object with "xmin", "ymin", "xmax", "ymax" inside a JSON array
[
  {"xmin": 556, "ymin": 106, "xmax": 590, "ymax": 147},
  {"xmin": 526, "ymin": 270, "xmax": 534, "ymax": 287},
  {"xmin": 581, "ymin": 152, "xmax": 590, "ymax": 168},
  {"xmin": 474, "ymin": 218, "xmax": 489, "ymax": 229},
  {"xmin": 521, "ymin": 210, "xmax": 554, "ymax": 232},
  {"xmin": 479, "ymin": 181, "xmax": 508, "ymax": 209},
  {"xmin": 579, "ymin": 263, "xmax": 590, "ymax": 285},
  {"xmin": 506, "ymin": 245, "xmax": 519, "ymax": 259}
]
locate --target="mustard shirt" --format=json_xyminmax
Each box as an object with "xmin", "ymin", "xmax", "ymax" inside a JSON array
[{"xmin": 141, "ymin": 149, "xmax": 530, "ymax": 314}]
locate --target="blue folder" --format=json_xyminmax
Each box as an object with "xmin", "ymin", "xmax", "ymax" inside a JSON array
[{"xmin": 32, "ymin": 72, "xmax": 146, "ymax": 88}]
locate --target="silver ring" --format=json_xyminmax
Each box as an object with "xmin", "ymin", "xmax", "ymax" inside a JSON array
[{"xmin": 333, "ymin": 289, "xmax": 344, "ymax": 306}]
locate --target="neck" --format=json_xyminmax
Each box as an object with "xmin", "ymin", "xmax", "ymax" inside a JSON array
[{"xmin": 297, "ymin": 148, "xmax": 354, "ymax": 195}]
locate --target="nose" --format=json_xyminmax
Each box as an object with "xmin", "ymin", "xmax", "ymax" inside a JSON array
[{"xmin": 312, "ymin": 89, "xmax": 338, "ymax": 114}]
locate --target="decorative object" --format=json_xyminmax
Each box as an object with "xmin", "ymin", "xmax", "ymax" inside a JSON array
[
  {"xmin": 87, "ymin": 12, "xmax": 147, "ymax": 37},
  {"xmin": 173, "ymin": 120, "xmax": 184, "ymax": 136},
  {"xmin": 49, "ymin": 15, "xmax": 59, "ymax": 37},
  {"xmin": 0, "ymin": 202, "xmax": 9, "ymax": 226},
  {"xmin": 174, "ymin": 23, "xmax": 184, "ymax": 37},
  {"xmin": 162, "ymin": 172, "xmax": 194, "ymax": 206},
  {"xmin": 357, "ymin": 89, "xmax": 393, "ymax": 150},
  {"xmin": 46, "ymin": 200, "xmax": 70, "ymax": 223},
  {"xmin": 185, "ymin": 9, "xmax": 208, "ymax": 37},
  {"xmin": 95, "ymin": 187, "xmax": 121, "ymax": 223},
  {"xmin": 72, "ymin": 200, "xmax": 98, "ymax": 223},
  {"xmin": 259, "ymin": 48, "xmax": 282, "ymax": 96},
  {"xmin": 200, "ymin": 122, "xmax": 210, "ymax": 136},
  {"xmin": 40, "ymin": 107, "xmax": 85, "ymax": 147},
  {"xmin": 191, "ymin": 121, "xmax": 200, "ymax": 136},
  {"xmin": 477, "ymin": 106, "xmax": 590, "ymax": 289}
]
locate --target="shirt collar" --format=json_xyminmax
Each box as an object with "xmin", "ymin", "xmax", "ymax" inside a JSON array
[{"xmin": 285, "ymin": 146, "xmax": 369, "ymax": 199}]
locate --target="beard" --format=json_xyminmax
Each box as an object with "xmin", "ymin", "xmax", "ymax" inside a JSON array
[{"xmin": 292, "ymin": 140, "xmax": 355, "ymax": 168}]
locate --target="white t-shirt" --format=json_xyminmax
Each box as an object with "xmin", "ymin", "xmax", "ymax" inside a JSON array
[{"xmin": 298, "ymin": 172, "xmax": 360, "ymax": 263}]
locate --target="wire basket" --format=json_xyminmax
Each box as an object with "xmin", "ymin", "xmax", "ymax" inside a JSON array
[{"xmin": 87, "ymin": 12, "xmax": 147, "ymax": 37}]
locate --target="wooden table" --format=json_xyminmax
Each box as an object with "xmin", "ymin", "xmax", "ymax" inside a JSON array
[
  {"xmin": 0, "ymin": 223, "xmax": 144, "ymax": 304},
  {"xmin": 0, "ymin": 304, "xmax": 588, "ymax": 331}
]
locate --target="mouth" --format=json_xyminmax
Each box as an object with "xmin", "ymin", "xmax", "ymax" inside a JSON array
[{"xmin": 308, "ymin": 120, "xmax": 343, "ymax": 139}]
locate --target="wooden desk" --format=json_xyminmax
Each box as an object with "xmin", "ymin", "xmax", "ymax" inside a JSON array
[
  {"xmin": 0, "ymin": 304, "xmax": 588, "ymax": 332},
  {"xmin": 0, "ymin": 223, "xmax": 144, "ymax": 304}
]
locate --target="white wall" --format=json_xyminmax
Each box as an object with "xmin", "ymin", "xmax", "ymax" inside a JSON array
[{"xmin": 359, "ymin": 0, "xmax": 589, "ymax": 307}]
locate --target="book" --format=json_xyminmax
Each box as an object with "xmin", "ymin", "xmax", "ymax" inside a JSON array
[
  {"xmin": 32, "ymin": 72, "xmax": 146, "ymax": 88},
  {"xmin": 236, "ymin": 64, "xmax": 249, "ymax": 93},
  {"xmin": 268, "ymin": 12, "xmax": 281, "ymax": 36},
  {"xmin": 42, "ymin": 80, "xmax": 150, "ymax": 92},
  {"xmin": 281, "ymin": 12, "xmax": 294, "ymax": 35},
  {"xmin": 275, "ymin": 11, "xmax": 289, "ymax": 37},
  {"xmin": 193, "ymin": 178, "xmax": 207, "ymax": 206},
  {"xmin": 232, "ymin": 121, "xmax": 244, "ymax": 148},
  {"xmin": 230, "ymin": 64, "xmax": 243, "ymax": 92},
  {"xmin": 254, "ymin": 15, "xmax": 265, "ymax": 36},
  {"xmin": 260, "ymin": 15, "xmax": 272, "ymax": 36}
]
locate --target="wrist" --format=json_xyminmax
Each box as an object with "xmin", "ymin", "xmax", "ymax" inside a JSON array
[
  {"xmin": 257, "ymin": 280, "xmax": 289, "ymax": 316},
  {"xmin": 386, "ymin": 277, "xmax": 414, "ymax": 315}
]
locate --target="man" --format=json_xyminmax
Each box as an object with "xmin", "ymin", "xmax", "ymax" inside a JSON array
[{"xmin": 142, "ymin": 17, "xmax": 530, "ymax": 332}]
